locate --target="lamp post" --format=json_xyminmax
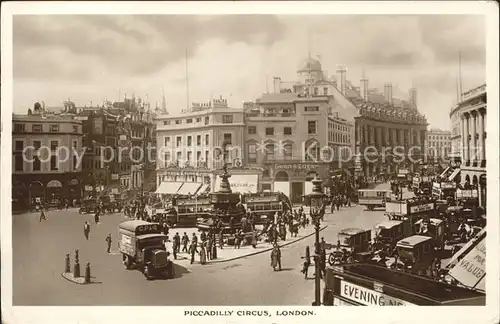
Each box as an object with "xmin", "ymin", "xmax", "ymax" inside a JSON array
[{"xmin": 304, "ymin": 175, "xmax": 327, "ymax": 306}]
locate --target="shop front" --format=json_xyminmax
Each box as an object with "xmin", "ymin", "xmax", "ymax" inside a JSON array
[
  {"xmin": 270, "ymin": 162, "xmax": 329, "ymax": 204},
  {"xmin": 157, "ymin": 169, "xmax": 214, "ymax": 192}
]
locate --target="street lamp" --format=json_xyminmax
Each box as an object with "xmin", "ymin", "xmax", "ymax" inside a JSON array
[{"xmin": 304, "ymin": 175, "xmax": 327, "ymax": 306}]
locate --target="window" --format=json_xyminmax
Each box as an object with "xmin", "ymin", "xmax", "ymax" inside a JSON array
[
  {"xmin": 308, "ymin": 121, "xmax": 317, "ymax": 134},
  {"xmin": 32, "ymin": 124, "xmax": 43, "ymax": 132},
  {"xmin": 196, "ymin": 117, "xmax": 201, "ymax": 123},
  {"xmin": 204, "ymin": 116, "xmax": 209, "ymax": 125},
  {"xmin": 284, "ymin": 143, "xmax": 293, "ymax": 159},
  {"xmin": 164, "ymin": 137, "xmax": 171, "ymax": 146},
  {"xmin": 176, "ymin": 152, "xmax": 182, "ymax": 162},
  {"xmin": 93, "ymin": 118, "xmax": 103, "ymax": 134},
  {"xmin": 163, "ymin": 120, "xmax": 171, "ymax": 125},
  {"xmin": 265, "ymin": 127, "xmax": 274, "ymax": 136},
  {"xmin": 205, "ymin": 151, "xmax": 209, "ymax": 166},
  {"xmin": 14, "ymin": 124, "xmax": 25, "ymax": 132},
  {"xmin": 15, "ymin": 155, "xmax": 23, "ymax": 172},
  {"xmin": 33, "ymin": 156, "xmax": 41, "ymax": 171},
  {"xmin": 187, "ymin": 136, "xmax": 192, "ymax": 147},
  {"xmin": 175, "ymin": 120, "xmax": 181, "ymax": 125},
  {"xmin": 248, "ymin": 144, "xmax": 257, "ymax": 163},
  {"xmin": 197, "ymin": 135, "xmax": 201, "ymax": 146},
  {"xmin": 313, "ymin": 88, "xmax": 319, "ymax": 96},
  {"xmin": 33, "ymin": 140, "xmax": 41, "ymax": 150},
  {"xmin": 15, "ymin": 140, "xmax": 24, "ymax": 151},
  {"xmin": 50, "ymin": 155, "xmax": 59, "ymax": 170},
  {"xmin": 186, "ymin": 118, "xmax": 193, "ymax": 124},
  {"xmin": 176, "ymin": 136, "xmax": 182, "ymax": 147},
  {"xmin": 248, "ymin": 126, "xmax": 257, "ymax": 134},
  {"xmin": 164, "ymin": 152, "xmax": 171, "ymax": 167},
  {"xmin": 262, "ymin": 183, "xmax": 272, "ymax": 191},
  {"xmin": 223, "ymin": 133, "xmax": 232, "ymax": 145},
  {"xmin": 50, "ymin": 141, "xmax": 58, "ymax": 151},
  {"xmin": 73, "ymin": 156, "xmax": 77, "ymax": 170},
  {"xmin": 222, "ymin": 115, "xmax": 233, "ymax": 124},
  {"xmin": 284, "ymin": 127, "xmax": 292, "ymax": 135},
  {"xmin": 196, "ymin": 151, "xmax": 202, "ymax": 163},
  {"xmin": 304, "ymin": 106, "xmax": 319, "ymax": 112},
  {"xmin": 72, "ymin": 125, "xmax": 78, "ymax": 133},
  {"xmin": 187, "ymin": 151, "xmax": 193, "ymax": 164},
  {"xmin": 324, "ymin": 87, "xmax": 328, "ymax": 95},
  {"xmin": 205, "ymin": 134, "xmax": 209, "ymax": 145},
  {"xmin": 266, "ymin": 143, "xmax": 275, "ymax": 159}
]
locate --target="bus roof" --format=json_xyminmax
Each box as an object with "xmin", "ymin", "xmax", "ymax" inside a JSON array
[
  {"xmin": 415, "ymin": 218, "xmax": 444, "ymax": 226},
  {"xmin": 397, "ymin": 235, "xmax": 432, "ymax": 247},
  {"xmin": 119, "ymin": 220, "xmax": 153, "ymax": 232},
  {"xmin": 375, "ymin": 220, "xmax": 403, "ymax": 230},
  {"xmin": 339, "ymin": 228, "xmax": 369, "ymax": 236}
]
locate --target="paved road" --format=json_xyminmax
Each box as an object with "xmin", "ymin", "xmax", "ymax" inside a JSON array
[{"xmin": 13, "ymin": 192, "xmax": 389, "ymax": 305}]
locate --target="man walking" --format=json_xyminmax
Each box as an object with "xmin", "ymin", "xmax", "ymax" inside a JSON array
[
  {"xmin": 39, "ymin": 204, "xmax": 47, "ymax": 222},
  {"xmin": 181, "ymin": 232, "xmax": 189, "ymax": 253},
  {"xmin": 84, "ymin": 221, "xmax": 90, "ymax": 240},
  {"xmin": 174, "ymin": 232, "xmax": 181, "ymax": 254},
  {"xmin": 105, "ymin": 233, "xmax": 112, "ymax": 253}
]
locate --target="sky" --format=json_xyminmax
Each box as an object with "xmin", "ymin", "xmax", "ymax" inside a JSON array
[{"xmin": 13, "ymin": 14, "xmax": 486, "ymax": 128}]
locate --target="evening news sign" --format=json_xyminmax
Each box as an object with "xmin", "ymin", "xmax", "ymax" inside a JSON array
[
  {"xmin": 275, "ymin": 164, "xmax": 318, "ymax": 170},
  {"xmin": 449, "ymin": 237, "xmax": 486, "ymax": 289},
  {"xmin": 410, "ymin": 203, "xmax": 434, "ymax": 214},
  {"xmin": 340, "ymin": 281, "xmax": 414, "ymax": 306}
]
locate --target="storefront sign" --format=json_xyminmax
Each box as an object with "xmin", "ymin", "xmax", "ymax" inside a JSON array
[
  {"xmin": 215, "ymin": 175, "xmax": 258, "ymax": 194},
  {"xmin": 340, "ymin": 281, "xmax": 413, "ymax": 306},
  {"xmin": 410, "ymin": 203, "xmax": 434, "ymax": 214},
  {"xmin": 456, "ymin": 189, "xmax": 478, "ymax": 198},
  {"xmin": 275, "ymin": 163, "xmax": 318, "ymax": 170},
  {"xmin": 441, "ymin": 182, "xmax": 456, "ymax": 189},
  {"xmin": 449, "ymin": 237, "xmax": 486, "ymax": 289}
]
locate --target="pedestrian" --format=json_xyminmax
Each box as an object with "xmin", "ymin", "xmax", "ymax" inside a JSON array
[
  {"xmin": 200, "ymin": 242, "xmax": 207, "ymax": 265},
  {"xmin": 200, "ymin": 231, "xmax": 207, "ymax": 242},
  {"xmin": 105, "ymin": 233, "xmax": 112, "ymax": 253},
  {"xmin": 94, "ymin": 207, "xmax": 100, "ymax": 224},
  {"xmin": 270, "ymin": 243, "xmax": 282, "ymax": 271},
  {"xmin": 301, "ymin": 246, "xmax": 311, "ymax": 279},
  {"xmin": 192, "ymin": 233, "xmax": 198, "ymax": 252},
  {"xmin": 218, "ymin": 230, "xmax": 224, "ymax": 249},
  {"xmin": 39, "ymin": 204, "xmax": 47, "ymax": 222},
  {"xmin": 251, "ymin": 230, "xmax": 257, "ymax": 248},
  {"xmin": 174, "ymin": 232, "xmax": 181, "ymax": 253},
  {"xmin": 235, "ymin": 230, "xmax": 242, "ymax": 249},
  {"xmin": 181, "ymin": 232, "xmax": 189, "ymax": 253},
  {"xmin": 207, "ymin": 235, "xmax": 213, "ymax": 260},
  {"xmin": 84, "ymin": 221, "xmax": 90, "ymax": 240},
  {"xmin": 189, "ymin": 242, "xmax": 197, "ymax": 264}
]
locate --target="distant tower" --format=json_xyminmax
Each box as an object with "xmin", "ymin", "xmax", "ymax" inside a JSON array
[
  {"xmin": 409, "ymin": 88, "xmax": 417, "ymax": 109},
  {"xmin": 384, "ymin": 83, "xmax": 393, "ymax": 105},
  {"xmin": 360, "ymin": 67, "xmax": 369, "ymax": 101},
  {"xmin": 336, "ymin": 65, "xmax": 347, "ymax": 96},
  {"xmin": 161, "ymin": 85, "xmax": 168, "ymax": 114}
]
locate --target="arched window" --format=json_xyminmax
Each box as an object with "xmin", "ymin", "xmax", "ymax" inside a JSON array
[
  {"xmin": 304, "ymin": 139, "xmax": 320, "ymax": 162},
  {"xmin": 265, "ymin": 143, "xmax": 275, "ymax": 160},
  {"xmin": 247, "ymin": 142, "xmax": 257, "ymax": 163},
  {"xmin": 275, "ymin": 171, "xmax": 289, "ymax": 182},
  {"xmin": 283, "ymin": 142, "xmax": 293, "ymax": 160}
]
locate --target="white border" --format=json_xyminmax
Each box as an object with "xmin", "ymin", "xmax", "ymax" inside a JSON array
[{"xmin": 1, "ymin": 2, "xmax": 499, "ymax": 324}]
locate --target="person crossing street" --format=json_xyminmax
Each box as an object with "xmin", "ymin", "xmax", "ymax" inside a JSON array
[{"xmin": 105, "ymin": 233, "xmax": 112, "ymax": 253}]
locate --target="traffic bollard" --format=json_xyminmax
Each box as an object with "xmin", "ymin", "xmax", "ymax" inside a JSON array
[
  {"xmin": 84, "ymin": 262, "xmax": 91, "ymax": 284},
  {"xmin": 65, "ymin": 253, "xmax": 70, "ymax": 273},
  {"xmin": 73, "ymin": 259, "xmax": 81, "ymax": 278},
  {"xmin": 75, "ymin": 249, "xmax": 79, "ymax": 263},
  {"xmin": 212, "ymin": 245, "xmax": 217, "ymax": 260}
]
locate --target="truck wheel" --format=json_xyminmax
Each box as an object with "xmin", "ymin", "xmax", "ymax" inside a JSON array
[
  {"xmin": 143, "ymin": 265, "xmax": 152, "ymax": 280},
  {"xmin": 122, "ymin": 255, "xmax": 132, "ymax": 269}
]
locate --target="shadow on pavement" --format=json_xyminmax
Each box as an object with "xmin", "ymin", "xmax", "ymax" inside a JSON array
[
  {"xmin": 172, "ymin": 263, "xmax": 190, "ymax": 279},
  {"xmin": 277, "ymin": 267, "xmax": 295, "ymax": 272}
]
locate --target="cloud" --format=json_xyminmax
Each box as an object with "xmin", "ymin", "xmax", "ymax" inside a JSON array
[{"xmin": 12, "ymin": 14, "xmax": 486, "ymax": 129}]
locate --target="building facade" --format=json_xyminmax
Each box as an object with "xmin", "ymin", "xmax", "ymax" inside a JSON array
[
  {"xmin": 12, "ymin": 111, "xmax": 83, "ymax": 208},
  {"xmin": 450, "ymin": 84, "xmax": 487, "ymax": 208},
  {"xmin": 155, "ymin": 97, "xmax": 245, "ymax": 192},
  {"xmin": 426, "ymin": 128, "xmax": 452, "ymax": 163},
  {"xmin": 244, "ymin": 57, "xmax": 357, "ymax": 203}
]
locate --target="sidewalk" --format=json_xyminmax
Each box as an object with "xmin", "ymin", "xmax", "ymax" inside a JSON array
[{"xmin": 168, "ymin": 223, "xmax": 328, "ymax": 267}]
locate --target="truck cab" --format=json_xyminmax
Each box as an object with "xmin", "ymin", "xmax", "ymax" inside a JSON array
[{"xmin": 118, "ymin": 220, "xmax": 173, "ymax": 280}]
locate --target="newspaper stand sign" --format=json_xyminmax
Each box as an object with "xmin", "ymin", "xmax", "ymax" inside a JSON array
[{"xmin": 449, "ymin": 236, "xmax": 486, "ymax": 290}]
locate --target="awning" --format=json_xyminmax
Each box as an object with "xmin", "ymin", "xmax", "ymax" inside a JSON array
[
  {"xmin": 439, "ymin": 167, "xmax": 451, "ymax": 178},
  {"xmin": 448, "ymin": 168, "xmax": 460, "ymax": 182},
  {"xmin": 47, "ymin": 180, "xmax": 63, "ymax": 188},
  {"xmin": 176, "ymin": 182, "xmax": 202, "ymax": 196},
  {"xmin": 155, "ymin": 181, "xmax": 183, "ymax": 195},
  {"xmin": 195, "ymin": 183, "xmax": 210, "ymax": 195},
  {"xmin": 215, "ymin": 174, "xmax": 258, "ymax": 194}
]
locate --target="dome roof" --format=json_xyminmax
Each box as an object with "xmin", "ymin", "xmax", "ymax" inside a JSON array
[{"xmin": 297, "ymin": 56, "xmax": 322, "ymax": 73}]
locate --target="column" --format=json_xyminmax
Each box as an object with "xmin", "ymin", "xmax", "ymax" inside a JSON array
[
  {"xmin": 461, "ymin": 116, "xmax": 466, "ymax": 164},
  {"xmin": 370, "ymin": 125, "xmax": 375, "ymax": 145},
  {"xmin": 363, "ymin": 124, "xmax": 368, "ymax": 148},
  {"xmin": 471, "ymin": 111, "xmax": 477, "ymax": 164},
  {"xmin": 479, "ymin": 109, "xmax": 486, "ymax": 163},
  {"xmin": 465, "ymin": 113, "xmax": 470, "ymax": 164}
]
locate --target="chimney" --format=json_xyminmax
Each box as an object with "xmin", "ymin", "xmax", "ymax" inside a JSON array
[
  {"xmin": 360, "ymin": 76, "xmax": 369, "ymax": 101},
  {"xmin": 273, "ymin": 77, "xmax": 281, "ymax": 93},
  {"xmin": 337, "ymin": 66, "xmax": 347, "ymax": 96},
  {"xmin": 384, "ymin": 83, "xmax": 393, "ymax": 105},
  {"xmin": 409, "ymin": 88, "xmax": 417, "ymax": 109}
]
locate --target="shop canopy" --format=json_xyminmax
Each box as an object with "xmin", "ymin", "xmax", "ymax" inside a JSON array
[
  {"xmin": 176, "ymin": 182, "xmax": 203, "ymax": 196},
  {"xmin": 195, "ymin": 183, "xmax": 210, "ymax": 195},
  {"xmin": 215, "ymin": 174, "xmax": 258, "ymax": 194},
  {"xmin": 439, "ymin": 166, "xmax": 451, "ymax": 178},
  {"xmin": 47, "ymin": 180, "xmax": 63, "ymax": 188},
  {"xmin": 448, "ymin": 168, "xmax": 461, "ymax": 182},
  {"xmin": 155, "ymin": 181, "xmax": 183, "ymax": 195}
]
